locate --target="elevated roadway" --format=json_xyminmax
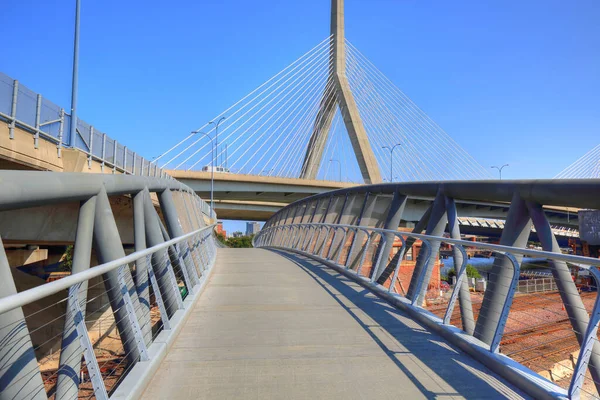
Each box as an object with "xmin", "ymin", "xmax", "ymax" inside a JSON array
[
  {"xmin": 168, "ymin": 171, "xmax": 577, "ymax": 227},
  {"xmin": 141, "ymin": 248, "xmax": 526, "ymax": 399}
]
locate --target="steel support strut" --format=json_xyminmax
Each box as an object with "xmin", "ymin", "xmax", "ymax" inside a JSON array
[
  {"xmin": 528, "ymin": 202, "xmax": 600, "ymax": 395},
  {"xmin": 406, "ymin": 191, "xmax": 447, "ymax": 305},
  {"xmin": 93, "ymin": 187, "xmax": 147, "ymax": 364},
  {"xmin": 373, "ymin": 191, "xmax": 407, "ymax": 283},
  {"xmin": 56, "ymin": 196, "xmax": 96, "ymax": 399},
  {"xmin": 446, "ymin": 197, "xmax": 475, "ymax": 335},
  {"xmin": 474, "ymin": 193, "xmax": 531, "ymax": 346},
  {"xmin": 133, "ymin": 191, "xmax": 152, "ymax": 345},
  {"xmin": 142, "ymin": 189, "xmax": 183, "ymax": 315},
  {"xmin": 0, "ymin": 238, "xmax": 46, "ymax": 400}
]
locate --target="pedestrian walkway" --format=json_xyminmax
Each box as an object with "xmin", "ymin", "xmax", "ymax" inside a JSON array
[{"xmin": 141, "ymin": 248, "xmax": 527, "ymax": 399}]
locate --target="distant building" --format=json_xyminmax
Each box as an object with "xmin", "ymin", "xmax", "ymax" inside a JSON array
[
  {"xmin": 216, "ymin": 221, "xmax": 227, "ymax": 238},
  {"xmin": 232, "ymin": 231, "xmax": 244, "ymax": 238},
  {"xmin": 246, "ymin": 222, "xmax": 261, "ymax": 236}
]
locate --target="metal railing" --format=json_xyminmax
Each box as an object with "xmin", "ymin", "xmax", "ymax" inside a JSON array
[
  {"xmin": 0, "ymin": 170, "xmax": 217, "ymax": 399},
  {"xmin": 0, "ymin": 72, "xmax": 167, "ymax": 178},
  {"xmin": 253, "ymin": 180, "xmax": 600, "ymax": 400},
  {"xmin": 254, "ymin": 222, "xmax": 600, "ymax": 399}
]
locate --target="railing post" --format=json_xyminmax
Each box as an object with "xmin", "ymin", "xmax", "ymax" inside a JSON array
[
  {"xmin": 123, "ymin": 146, "xmax": 128, "ymax": 174},
  {"xmin": 57, "ymin": 108, "xmax": 64, "ymax": 157},
  {"xmin": 357, "ymin": 230, "xmax": 373, "ymax": 276},
  {"xmin": 388, "ymin": 234, "xmax": 407, "ymax": 294},
  {"xmin": 34, "ymin": 94, "xmax": 41, "ymax": 148},
  {"xmin": 147, "ymin": 254, "xmax": 171, "ymax": 330},
  {"xmin": 490, "ymin": 252, "xmax": 520, "ymax": 353},
  {"xmin": 88, "ymin": 126, "xmax": 94, "ymax": 168},
  {"xmin": 68, "ymin": 283, "xmax": 109, "ymax": 400},
  {"xmin": 8, "ymin": 79, "xmax": 18, "ymax": 140},
  {"xmin": 117, "ymin": 265, "xmax": 149, "ymax": 361},
  {"xmin": 101, "ymin": 133, "xmax": 106, "ymax": 172},
  {"xmin": 112, "ymin": 140, "xmax": 117, "ymax": 173}
]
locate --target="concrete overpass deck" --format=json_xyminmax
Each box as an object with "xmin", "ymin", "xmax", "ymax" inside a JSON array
[{"xmin": 141, "ymin": 248, "xmax": 526, "ymax": 399}]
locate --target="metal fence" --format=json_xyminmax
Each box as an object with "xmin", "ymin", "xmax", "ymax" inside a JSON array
[
  {"xmin": 0, "ymin": 171, "xmax": 217, "ymax": 399},
  {"xmin": 253, "ymin": 180, "xmax": 600, "ymax": 400},
  {"xmin": 0, "ymin": 72, "xmax": 167, "ymax": 179},
  {"xmin": 517, "ymin": 278, "xmax": 559, "ymax": 294}
]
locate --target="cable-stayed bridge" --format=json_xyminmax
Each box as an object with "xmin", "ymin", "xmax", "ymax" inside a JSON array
[{"xmin": 0, "ymin": 1, "xmax": 599, "ymax": 399}]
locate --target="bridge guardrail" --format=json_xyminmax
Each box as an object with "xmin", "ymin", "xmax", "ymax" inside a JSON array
[
  {"xmin": 0, "ymin": 72, "xmax": 167, "ymax": 178},
  {"xmin": 0, "ymin": 171, "xmax": 217, "ymax": 399},
  {"xmin": 255, "ymin": 222, "xmax": 600, "ymax": 399},
  {"xmin": 254, "ymin": 180, "xmax": 600, "ymax": 400}
]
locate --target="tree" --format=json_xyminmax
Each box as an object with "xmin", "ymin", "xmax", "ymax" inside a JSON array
[
  {"xmin": 447, "ymin": 264, "xmax": 481, "ymax": 280},
  {"xmin": 225, "ymin": 234, "xmax": 255, "ymax": 248},
  {"xmin": 60, "ymin": 245, "xmax": 74, "ymax": 272},
  {"xmin": 215, "ymin": 232, "xmax": 227, "ymax": 245}
]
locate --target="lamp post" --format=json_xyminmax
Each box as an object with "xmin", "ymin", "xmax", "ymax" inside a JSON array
[
  {"xmin": 69, "ymin": 0, "xmax": 81, "ymax": 147},
  {"xmin": 192, "ymin": 131, "xmax": 215, "ymax": 211},
  {"xmin": 382, "ymin": 143, "xmax": 401, "ymax": 182},
  {"xmin": 491, "ymin": 164, "xmax": 509, "ymax": 180},
  {"xmin": 329, "ymin": 159, "xmax": 341, "ymax": 181},
  {"xmin": 209, "ymin": 117, "xmax": 226, "ymax": 167}
]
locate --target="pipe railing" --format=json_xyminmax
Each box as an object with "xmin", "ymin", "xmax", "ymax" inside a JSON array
[{"xmin": 254, "ymin": 222, "xmax": 600, "ymax": 399}]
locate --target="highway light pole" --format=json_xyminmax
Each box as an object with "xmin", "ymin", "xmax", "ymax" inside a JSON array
[
  {"xmin": 192, "ymin": 131, "xmax": 215, "ymax": 211},
  {"xmin": 329, "ymin": 159, "xmax": 341, "ymax": 181},
  {"xmin": 382, "ymin": 143, "xmax": 401, "ymax": 182},
  {"xmin": 491, "ymin": 164, "xmax": 509, "ymax": 180},
  {"xmin": 69, "ymin": 0, "xmax": 81, "ymax": 147},
  {"xmin": 209, "ymin": 117, "xmax": 226, "ymax": 167}
]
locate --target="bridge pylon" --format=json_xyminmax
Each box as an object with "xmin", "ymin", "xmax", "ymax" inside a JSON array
[{"xmin": 299, "ymin": 0, "xmax": 382, "ymax": 184}]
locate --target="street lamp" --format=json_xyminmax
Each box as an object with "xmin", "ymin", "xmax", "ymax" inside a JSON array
[
  {"xmin": 69, "ymin": 0, "xmax": 81, "ymax": 147},
  {"xmin": 329, "ymin": 159, "xmax": 341, "ymax": 181},
  {"xmin": 491, "ymin": 164, "xmax": 509, "ymax": 180},
  {"xmin": 192, "ymin": 131, "xmax": 215, "ymax": 211},
  {"xmin": 209, "ymin": 117, "xmax": 226, "ymax": 167},
  {"xmin": 382, "ymin": 143, "xmax": 401, "ymax": 182}
]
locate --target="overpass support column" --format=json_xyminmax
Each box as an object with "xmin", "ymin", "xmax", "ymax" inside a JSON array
[
  {"xmin": 406, "ymin": 191, "xmax": 447, "ymax": 305},
  {"xmin": 446, "ymin": 197, "xmax": 475, "ymax": 335},
  {"xmin": 373, "ymin": 191, "xmax": 407, "ymax": 282},
  {"xmin": 0, "ymin": 237, "xmax": 46, "ymax": 400},
  {"xmin": 93, "ymin": 187, "xmax": 148, "ymax": 364},
  {"xmin": 142, "ymin": 189, "xmax": 183, "ymax": 317},
  {"xmin": 55, "ymin": 196, "xmax": 96, "ymax": 399},
  {"xmin": 159, "ymin": 189, "xmax": 199, "ymax": 287},
  {"xmin": 474, "ymin": 193, "xmax": 531, "ymax": 346},
  {"xmin": 528, "ymin": 202, "xmax": 600, "ymax": 394}
]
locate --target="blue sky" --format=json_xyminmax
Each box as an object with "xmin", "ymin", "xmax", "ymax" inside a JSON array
[{"xmin": 2, "ymin": 0, "xmax": 599, "ymax": 233}]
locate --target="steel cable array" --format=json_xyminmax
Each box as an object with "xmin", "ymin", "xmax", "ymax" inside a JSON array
[
  {"xmin": 555, "ymin": 143, "xmax": 600, "ymax": 179},
  {"xmin": 155, "ymin": 37, "xmax": 492, "ymax": 182}
]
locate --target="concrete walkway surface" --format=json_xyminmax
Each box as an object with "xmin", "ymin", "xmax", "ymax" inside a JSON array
[{"xmin": 141, "ymin": 248, "xmax": 527, "ymax": 399}]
